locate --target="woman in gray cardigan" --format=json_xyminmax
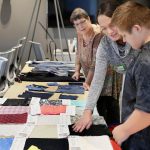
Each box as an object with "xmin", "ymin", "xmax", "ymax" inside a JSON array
[{"xmin": 73, "ymin": 0, "xmax": 139, "ymax": 132}]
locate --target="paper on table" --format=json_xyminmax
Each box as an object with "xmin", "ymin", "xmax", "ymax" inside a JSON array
[
  {"xmin": 16, "ymin": 124, "xmax": 35, "ymax": 138},
  {"xmin": 57, "ymin": 124, "xmax": 70, "ymax": 138},
  {"xmin": 27, "ymin": 115, "xmax": 38, "ymax": 125},
  {"xmin": 37, "ymin": 114, "xmax": 71, "ymax": 125},
  {"xmin": 0, "ymin": 98, "xmax": 7, "ymax": 104},
  {"xmin": 30, "ymin": 97, "xmax": 41, "ymax": 105},
  {"xmin": 66, "ymin": 106, "xmax": 76, "ymax": 116},
  {"xmin": 0, "ymin": 125, "xmax": 23, "ymax": 136},
  {"xmin": 10, "ymin": 137, "xmax": 26, "ymax": 150},
  {"xmin": 68, "ymin": 136, "xmax": 113, "ymax": 150},
  {"xmin": 30, "ymin": 104, "xmax": 41, "ymax": 115},
  {"xmin": 59, "ymin": 113, "xmax": 71, "ymax": 125}
]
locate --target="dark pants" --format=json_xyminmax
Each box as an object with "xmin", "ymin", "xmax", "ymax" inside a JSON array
[{"xmin": 96, "ymin": 96, "xmax": 120, "ymax": 125}]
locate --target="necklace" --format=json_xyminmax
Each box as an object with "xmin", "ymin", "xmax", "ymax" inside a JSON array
[{"xmin": 83, "ymin": 28, "xmax": 95, "ymax": 47}]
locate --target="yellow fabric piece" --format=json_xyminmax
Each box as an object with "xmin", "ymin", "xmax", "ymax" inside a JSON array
[{"xmin": 28, "ymin": 145, "xmax": 41, "ymax": 150}]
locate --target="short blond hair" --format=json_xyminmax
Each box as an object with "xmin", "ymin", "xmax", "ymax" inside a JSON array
[{"xmin": 111, "ymin": 1, "xmax": 150, "ymax": 33}]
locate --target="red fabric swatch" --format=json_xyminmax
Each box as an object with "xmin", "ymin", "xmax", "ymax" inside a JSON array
[{"xmin": 0, "ymin": 113, "xmax": 28, "ymax": 123}]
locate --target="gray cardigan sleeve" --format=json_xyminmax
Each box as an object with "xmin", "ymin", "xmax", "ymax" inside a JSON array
[{"xmin": 85, "ymin": 40, "xmax": 108, "ymax": 110}]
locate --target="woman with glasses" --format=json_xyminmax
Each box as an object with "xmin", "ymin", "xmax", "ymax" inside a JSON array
[
  {"xmin": 72, "ymin": 0, "xmax": 139, "ymax": 133},
  {"xmin": 70, "ymin": 7, "xmax": 122, "ymax": 125},
  {"xmin": 70, "ymin": 8, "xmax": 102, "ymax": 90}
]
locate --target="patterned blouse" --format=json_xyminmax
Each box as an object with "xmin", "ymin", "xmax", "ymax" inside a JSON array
[{"xmin": 76, "ymin": 27, "xmax": 103, "ymax": 77}]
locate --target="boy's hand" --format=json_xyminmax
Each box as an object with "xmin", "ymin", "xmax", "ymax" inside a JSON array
[{"xmin": 112, "ymin": 124, "xmax": 130, "ymax": 145}]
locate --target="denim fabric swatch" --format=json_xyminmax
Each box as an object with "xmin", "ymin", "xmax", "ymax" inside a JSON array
[
  {"xmin": 69, "ymin": 124, "xmax": 112, "ymax": 137},
  {"xmin": 23, "ymin": 138, "xmax": 69, "ymax": 150},
  {"xmin": 47, "ymin": 82, "xmax": 59, "ymax": 86},
  {"xmin": 0, "ymin": 137, "xmax": 14, "ymax": 150},
  {"xmin": 56, "ymin": 85, "xmax": 84, "ymax": 94},
  {"xmin": 59, "ymin": 94, "xmax": 78, "ymax": 100},
  {"xmin": 26, "ymin": 84, "xmax": 48, "ymax": 92},
  {"xmin": 2, "ymin": 98, "xmax": 31, "ymax": 106},
  {"xmin": 18, "ymin": 91, "xmax": 53, "ymax": 99}
]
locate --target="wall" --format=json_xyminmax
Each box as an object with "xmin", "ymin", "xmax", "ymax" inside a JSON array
[{"xmin": 0, "ymin": 0, "xmax": 47, "ymax": 66}]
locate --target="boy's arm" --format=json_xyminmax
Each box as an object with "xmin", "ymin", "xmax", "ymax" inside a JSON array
[{"xmin": 113, "ymin": 109, "xmax": 150, "ymax": 145}]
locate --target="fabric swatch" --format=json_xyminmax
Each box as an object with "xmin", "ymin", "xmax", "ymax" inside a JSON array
[
  {"xmin": 56, "ymin": 85, "xmax": 84, "ymax": 94},
  {"xmin": 0, "ymin": 137, "xmax": 14, "ymax": 150},
  {"xmin": 26, "ymin": 84, "xmax": 48, "ymax": 92},
  {"xmin": 69, "ymin": 124, "xmax": 112, "ymax": 137},
  {"xmin": 27, "ymin": 145, "xmax": 41, "ymax": 150},
  {"xmin": 40, "ymin": 99, "xmax": 62, "ymax": 106},
  {"xmin": 18, "ymin": 91, "xmax": 53, "ymax": 99},
  {"xmin": 59, "ymin": 94, "xmax": 78, "ymax": 100},
  {"xmin": 47, "ymin": 82, "xmax": 59, "ymax": 86},
  {"xmin": 0, "ymin": 106, "xmax": 29, "ymax": 114},
  {"xmin": 0, "ymin": 113, "xmax": 28, "ymax": 124},
  {"xmin": 29, "ymin": 125, "xmax": 58, "ymax": 138},
  {"xmin": 24, "ymin": 138, "xmax": 69, "ymax": 150},
  {"xmin": 41, "ymin": 105, "xmax": 66, "ymax": 115},
  {"xmin": 2, "ymin": 98, "xmax": 31, "ymax": 106}
]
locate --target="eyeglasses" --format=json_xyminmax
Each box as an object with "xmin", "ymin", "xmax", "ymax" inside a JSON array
[{"xmin": 73, "ymin": 19, "xmax": 87, "ymax": 28}]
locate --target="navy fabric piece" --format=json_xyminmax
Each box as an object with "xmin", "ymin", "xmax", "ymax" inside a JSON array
[
  {"xmin": 0, "ymin": 137, "xmax": 14, "ymax": 150},
  {"xmin": 23, "ymin": 138, "xmax": 69, "ymax": 150},
  {"xmin": 69, "ymin": 124, "xmax": 112, "ymax": 137},
  {"xmin": 2, "ymin": 98, "xmax": 31, "ymax": 106},
  {"xmin": 56, "ymin": 85, "xmax": 84, "ymax": 94},
  {"xmin": 68, "ymin": 82, "xmax": 83, "ymax": 86},
  {"xmin": 59, "ymin": 94, "xmax": 78, "ymax": 100},
  {"xmin": 26, "ymin": 84, "xmax": 48, "ymax": 92},
  {"xmin": 18, "ymin": 91, "xmax": 53, "ymax": 99},
  {"xmin": 47, "ymin": 82, "xmax": 59, "ymax": 86}
]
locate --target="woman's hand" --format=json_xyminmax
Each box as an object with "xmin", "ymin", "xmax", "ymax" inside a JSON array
[
  {"xmin": 72, "ymin": 110, "xmax": 93, "ymax": 132},
  {"xmin": 83, "ymin": 82, "xmax": 90, "ymax": 91},
  {"xmin": 72, "ymin": 71, "xmax": 80, "ymax": 81}
]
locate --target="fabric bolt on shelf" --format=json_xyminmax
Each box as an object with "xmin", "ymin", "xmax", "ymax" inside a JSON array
[
  {"xmin": 40, "ymin": 105, "xmax": 66, "ymax": 115},
  {"xmin": 0, "ymin": 113, "xmax": 28, "ymax": 124},
  {"xmin": 23, "ymin": 138, "xmax": 69, "ymax": 150}
]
